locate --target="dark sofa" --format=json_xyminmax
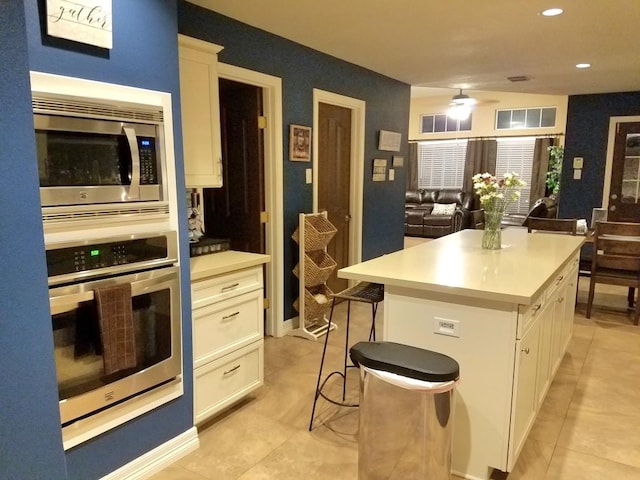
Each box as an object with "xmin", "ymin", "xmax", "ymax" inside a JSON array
[
  {"xmin": 405, "ymin": 188, "xmax": 476, "ymax": 238},
  {"xmin": 501, "ymin": 197, "xmax": 558, "ymax": 227}
]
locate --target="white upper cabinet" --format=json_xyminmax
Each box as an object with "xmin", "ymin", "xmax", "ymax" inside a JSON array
[{"xmin": 178, "ymin": 35, "xmax": 224, "ymax": 188}]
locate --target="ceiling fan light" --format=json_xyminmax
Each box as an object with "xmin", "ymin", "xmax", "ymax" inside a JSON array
[{"xmin": 541, "ymin": 8, "xmax": 563, "ymax": 16}]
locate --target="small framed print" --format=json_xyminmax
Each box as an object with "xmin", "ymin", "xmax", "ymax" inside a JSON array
[
  {"xmin": 372, "ymin": 158, "xmax": 387, "ymax": 181},
  {"xmin": 378, "ymin": 130, "xmax": 402, "ymax": 152},
  {"xmin": 289, "ymin": 124, "xmax": 312, "ymax": 162}
]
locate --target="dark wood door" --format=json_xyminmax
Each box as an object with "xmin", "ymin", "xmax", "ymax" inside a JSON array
[
  {"xmin": 609, "ymin": 122, "xmax": 640, "ymax": 222},
  {"xmin": 203, "ymin": 79, "xmax": 265, "ymax": 254},
  {"xmin": 318, "ymin": 102, "xmax": 352, "ymax": 293}
]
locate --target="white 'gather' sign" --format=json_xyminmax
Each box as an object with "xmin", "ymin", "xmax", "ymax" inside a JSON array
[{"xmin": 46, "ymin": 0, "xmax": 112, "ymax": 49}]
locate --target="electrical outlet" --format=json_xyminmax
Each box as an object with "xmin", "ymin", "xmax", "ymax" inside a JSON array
[
  {"xmin": 433, "ymin": 317, "xmax": 460, "ymax": 337},
  {"xmin": 305, "ymin": 168, "xmax": 312, "ymax": 184}
]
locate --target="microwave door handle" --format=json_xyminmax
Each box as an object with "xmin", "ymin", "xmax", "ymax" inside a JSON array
[{"xmin": 123, "ymin": 126, "xmax": 141, "ymax": 200}]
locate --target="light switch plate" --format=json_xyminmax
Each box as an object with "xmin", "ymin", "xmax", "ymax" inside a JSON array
[
  {"xmin": 305, "ymin": 168, "xmax": 312, "ymax": 184},
  {"xmin": 573, "ymin": 157, "xmax": 584, "ymax": 169},
  {"xmin": 573, "ymin": 169, "xmax": 582, "ymax": 180},
  {"xmin": 388, "ymin": 168, "xmax": 395, "ymax": 181}
]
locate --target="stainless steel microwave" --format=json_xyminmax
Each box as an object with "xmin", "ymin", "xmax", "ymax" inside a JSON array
[{"xmin": 33, "ymin": 93, "xmax": 168, "ymax": 207}]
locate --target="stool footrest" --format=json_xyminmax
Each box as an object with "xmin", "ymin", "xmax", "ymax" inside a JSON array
[
  {"xmin": 332, "ymin": 282, "xmax": 384, "ymax": 304},
  {"xmin": 316, "ymin": 369, "xmax": 359, "ymax": 408}
]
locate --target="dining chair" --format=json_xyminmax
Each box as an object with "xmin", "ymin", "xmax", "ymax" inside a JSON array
[
  {"xmin": 527, "ymin": 218, "xmax": 578, "ymax": 235},
  {"xmin": 470, "ymin": 209, "xmax": 485, "ymax": 230},
  {"xmin": 586, "ymin": 221, "xmax": 640, "ymax": 324}
]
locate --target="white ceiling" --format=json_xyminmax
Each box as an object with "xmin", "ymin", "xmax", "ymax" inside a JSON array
[{"xmin": 187, "ymin": 0, "xmax": 640, "ymax": 97}]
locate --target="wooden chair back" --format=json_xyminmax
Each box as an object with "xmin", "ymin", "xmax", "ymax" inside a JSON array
[
  {"xmin": 587, "ymin": 221, "xmax": 640, "ymax": 324},
  {"xmin": 527, "ymin": 218, "xmax": 577, "ymax": 235},
  {"xmin": 471, "ymin": 209, "xmax": 485, "ymax": 230}
]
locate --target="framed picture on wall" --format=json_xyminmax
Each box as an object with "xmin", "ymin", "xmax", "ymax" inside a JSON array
[{"xmin": 289, "ymin": 124, "xmax": 312, "ymax": 162}]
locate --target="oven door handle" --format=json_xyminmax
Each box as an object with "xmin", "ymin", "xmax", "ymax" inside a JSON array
[
  {"xmin": 49, "ymin": 266, "xmax": 179, "ymax": 316},
  {"xmin": 50, "ymin": 290, "xmax": 95, "ymax": 315},
  {"xmin": 123, "ymin": 126, "xmax": 141, "ymax": 201}
]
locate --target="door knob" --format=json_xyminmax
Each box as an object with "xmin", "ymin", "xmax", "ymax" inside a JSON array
[
  {"xmin": 611, "ymin": 193, "xmax": 618, "ymax": 200},
  {"xmin": 610, "ymin": 205, "xmax": 617, "ymax": 211},
  {"xmin": 345, "ymin": 214, "xmax": 352, "ymax": 222}
]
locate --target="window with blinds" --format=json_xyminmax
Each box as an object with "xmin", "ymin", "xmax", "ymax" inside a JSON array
[
  {"xmin": 417, "ymin": 139, "xmax": 467, "ymax": 188},
  {"xmin": 495, "ymin": 137, "xmax": 535, "ymax": 214}
]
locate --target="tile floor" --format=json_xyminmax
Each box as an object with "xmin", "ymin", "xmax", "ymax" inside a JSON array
[{"xmin": 152, "ymin": 249, "xmax": 640, "ymax": 479}]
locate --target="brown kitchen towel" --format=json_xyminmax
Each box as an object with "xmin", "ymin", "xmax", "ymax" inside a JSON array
[{"xmin": 94, "ymin": 283, "xmax": 137, "ymax": 376}]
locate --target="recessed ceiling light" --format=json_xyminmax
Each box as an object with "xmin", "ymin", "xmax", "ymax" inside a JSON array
[
  {"xmin": 541, "ymin": 8, "xmax": 564, "ymax": 16},
  {"xmin": 576, "ymin": 63, "xmax": 591, "ymax": 69}
]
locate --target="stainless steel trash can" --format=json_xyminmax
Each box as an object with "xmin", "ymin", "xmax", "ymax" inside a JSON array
[{"xmin": 350, "ymin": 341, "xmax": 460, "ymax": 480}]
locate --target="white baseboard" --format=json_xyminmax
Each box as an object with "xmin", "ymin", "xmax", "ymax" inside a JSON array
[{"xmin": 101, "ymin": 427, "xmax": 199, "ymax": 480}]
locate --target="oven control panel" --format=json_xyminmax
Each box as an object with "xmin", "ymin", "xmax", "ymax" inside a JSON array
[{"xmin": 46, "ymin": 233, "xmax": 175, "ymax": 282}]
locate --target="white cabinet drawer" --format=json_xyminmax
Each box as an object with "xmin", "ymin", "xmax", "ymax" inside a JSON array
[
  {"xmin": 192, "ymin": 266, "xmax": 263, "ymax": 308},
  {"xmin": 193, "ymin": 289, "xmax": 263, "ymax": 368},
  {"xmin": 517, "ymin": 292, "xmax": 544, "ymax": 339},
  {"xmin": 194, "ymin": 340, "xmax": 264, "ymax": 425}
]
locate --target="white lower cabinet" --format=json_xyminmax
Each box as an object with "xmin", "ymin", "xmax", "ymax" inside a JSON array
[
  {"xmin": 194, "ymin": 341, "xmax": 263, "ymax": 425},
  {"xmin": 192, "ymin": 265, "xmax": 264, "ymax": 425},
  {"xmin": 510, "ymin": 318, "xmax": 541, "ymax": 462}
]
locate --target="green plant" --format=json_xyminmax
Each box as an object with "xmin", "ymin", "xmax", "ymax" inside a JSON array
[{"xmin": 546, "ymin": 145, "xmax": 563, "ymax": 196}]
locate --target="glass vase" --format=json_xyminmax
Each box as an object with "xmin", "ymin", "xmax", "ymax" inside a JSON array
[{"xmin": 482, "ymin": 211, "xmax": 503, "ymax": 250}]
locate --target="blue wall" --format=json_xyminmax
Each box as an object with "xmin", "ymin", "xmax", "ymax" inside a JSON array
[
  {"xmin": 177, "ymin": 2, "xmax": 411, "ymax": 320},
  {"xmin": 0, "ymin": 2, "xmax": 68, "ymax": 479},
  {"xmin": 561, "ymin": 91, "xmax": 640, "ymax": 221},
  {"xmin": 0, "ymin": 2, "xmax": 194, "ymax": 479}
]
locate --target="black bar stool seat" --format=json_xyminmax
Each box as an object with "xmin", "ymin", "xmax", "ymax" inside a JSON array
[{"xmin": 309, "ymin": 282, "xmax": 384, "ymax": 431}]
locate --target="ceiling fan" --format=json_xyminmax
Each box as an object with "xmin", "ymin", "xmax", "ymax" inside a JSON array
[{"xmin": 447, "ymin": 89, "xmax": 477, "ymax": 120}]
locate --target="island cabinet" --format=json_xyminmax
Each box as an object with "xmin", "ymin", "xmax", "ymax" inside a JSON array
[
  {"xmin": 190, "ymin": 251, "xmax": 270, "ymax": 425},
  {"xmin": 178, "ymin": 34, "xmax": 224, "ymax": 188},
  {"xmin": 338, "ymin": 229, "xmax": 583, "ymax": 480}
]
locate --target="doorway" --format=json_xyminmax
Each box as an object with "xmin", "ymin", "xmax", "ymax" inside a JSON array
[
  {"xmin": 313, "ymin": 89, "xmax": 366, "ymax": 287},
  {"xmin": 604, "ymin": 116, "xmax": 640, "ymax": 223},
  {"xmin": 216, "ymin": 63, "xmax": 284, "ymax": 337},
  {"xmin": 204, "ymin": 78, "xmax": 265, "ymax": 253}
]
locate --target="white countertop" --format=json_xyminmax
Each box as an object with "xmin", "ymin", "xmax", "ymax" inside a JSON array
[
  {"xmin": 190, "ymin": 250, "xmax": 270, "ymax": 281},
  {"xmin": 339, "ymin": 228, "xmax": 584, "ymax": 304}
]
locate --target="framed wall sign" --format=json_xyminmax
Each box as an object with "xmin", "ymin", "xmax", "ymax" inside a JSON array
[
  {"xmin": 378, "ymin": 130, "xmax": 402, "ymax": 152},
  {"xmin": 46, "ymin": 0, "xmax": 113, "ymax": 49},
  {"xmin": 372, "ymin": 159, "xmax": 387, "ymax": 181},
  {"xmin": 289, "ymin": 124, "xmax": 312, "ymax": 162}
]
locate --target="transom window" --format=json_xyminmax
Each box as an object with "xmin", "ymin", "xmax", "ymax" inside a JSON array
[
  {"xmin": 421, "ymin": 114, "xmax": 472, "ymax": 134},
  {"xmin": 496, "ymin": 107, "xmax": 556, "ymax": 130}
]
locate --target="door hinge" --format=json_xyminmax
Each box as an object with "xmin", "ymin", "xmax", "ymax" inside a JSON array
[
  {"xmin": 263, "ymin": 297, "xmax": 270, "ymax": 309},
  {"xmin": 260, "ymin": 211, "xmax": 269, "ymax": 223},
  {"xmin": 258, "ymin": 116, "xmax": 267, "ymax": 129}
]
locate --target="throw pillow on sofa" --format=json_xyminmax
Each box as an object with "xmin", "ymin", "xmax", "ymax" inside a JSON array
[{"xmin": 432, "ymin": 203, "xmax": 457, "ymax": 215}]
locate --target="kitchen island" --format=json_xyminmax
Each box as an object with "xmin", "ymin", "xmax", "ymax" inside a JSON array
[{"xmin": 339, "ymin": 228, "xmax": 584, "ymax": 480}]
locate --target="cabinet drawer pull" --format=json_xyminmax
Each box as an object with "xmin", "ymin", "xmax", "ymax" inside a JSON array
[
  {"xmin": 521, "ymin": 347, "xmax": 530, "ymax": 354},
  {"xmin": 557, "ymin": 296, "xmax": 565, "ymax": 304},
  {"xmin": 222, "ymin": 311, "xmax": 240, "ymax": 321},
  {"xmin": 221, "ymin": 282, "xmax": 240, "ymax": 292},
  {"xmin": 531, "ymin": 304, "xmax": 542, "ymax": 314},
  {"xmin": 223, "ymin": 364, "xmax": 241, "ymax": 375},
  {"xmin": 556, "ymin": 275, "xmax": 564, "ymax": 284}
]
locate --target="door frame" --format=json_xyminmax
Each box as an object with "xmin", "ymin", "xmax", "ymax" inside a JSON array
[
  {"xmin": 312, "ymin": 89, "xmax": 366, "ymax": 273},
  {"xmin": 218, "ymin": 63, "xmax": 284, "ymax": 337},
  {"xmin": 603, "ymin": 115, "xmax": 640, "ymax": 209}
]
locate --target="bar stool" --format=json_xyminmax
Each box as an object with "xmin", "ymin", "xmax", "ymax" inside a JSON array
[{"xmin": 308, "ymin": 281, "xmax": 384, "ymax": 431}]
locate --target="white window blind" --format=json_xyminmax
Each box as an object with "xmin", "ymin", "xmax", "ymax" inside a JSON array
[
  {"xmin": 495, "ymin": 137, "xmax": 535, "ymax": 214},
  {"xmin": 417, "ymin": 139, "xmax": 467, "ymax": 188}
]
